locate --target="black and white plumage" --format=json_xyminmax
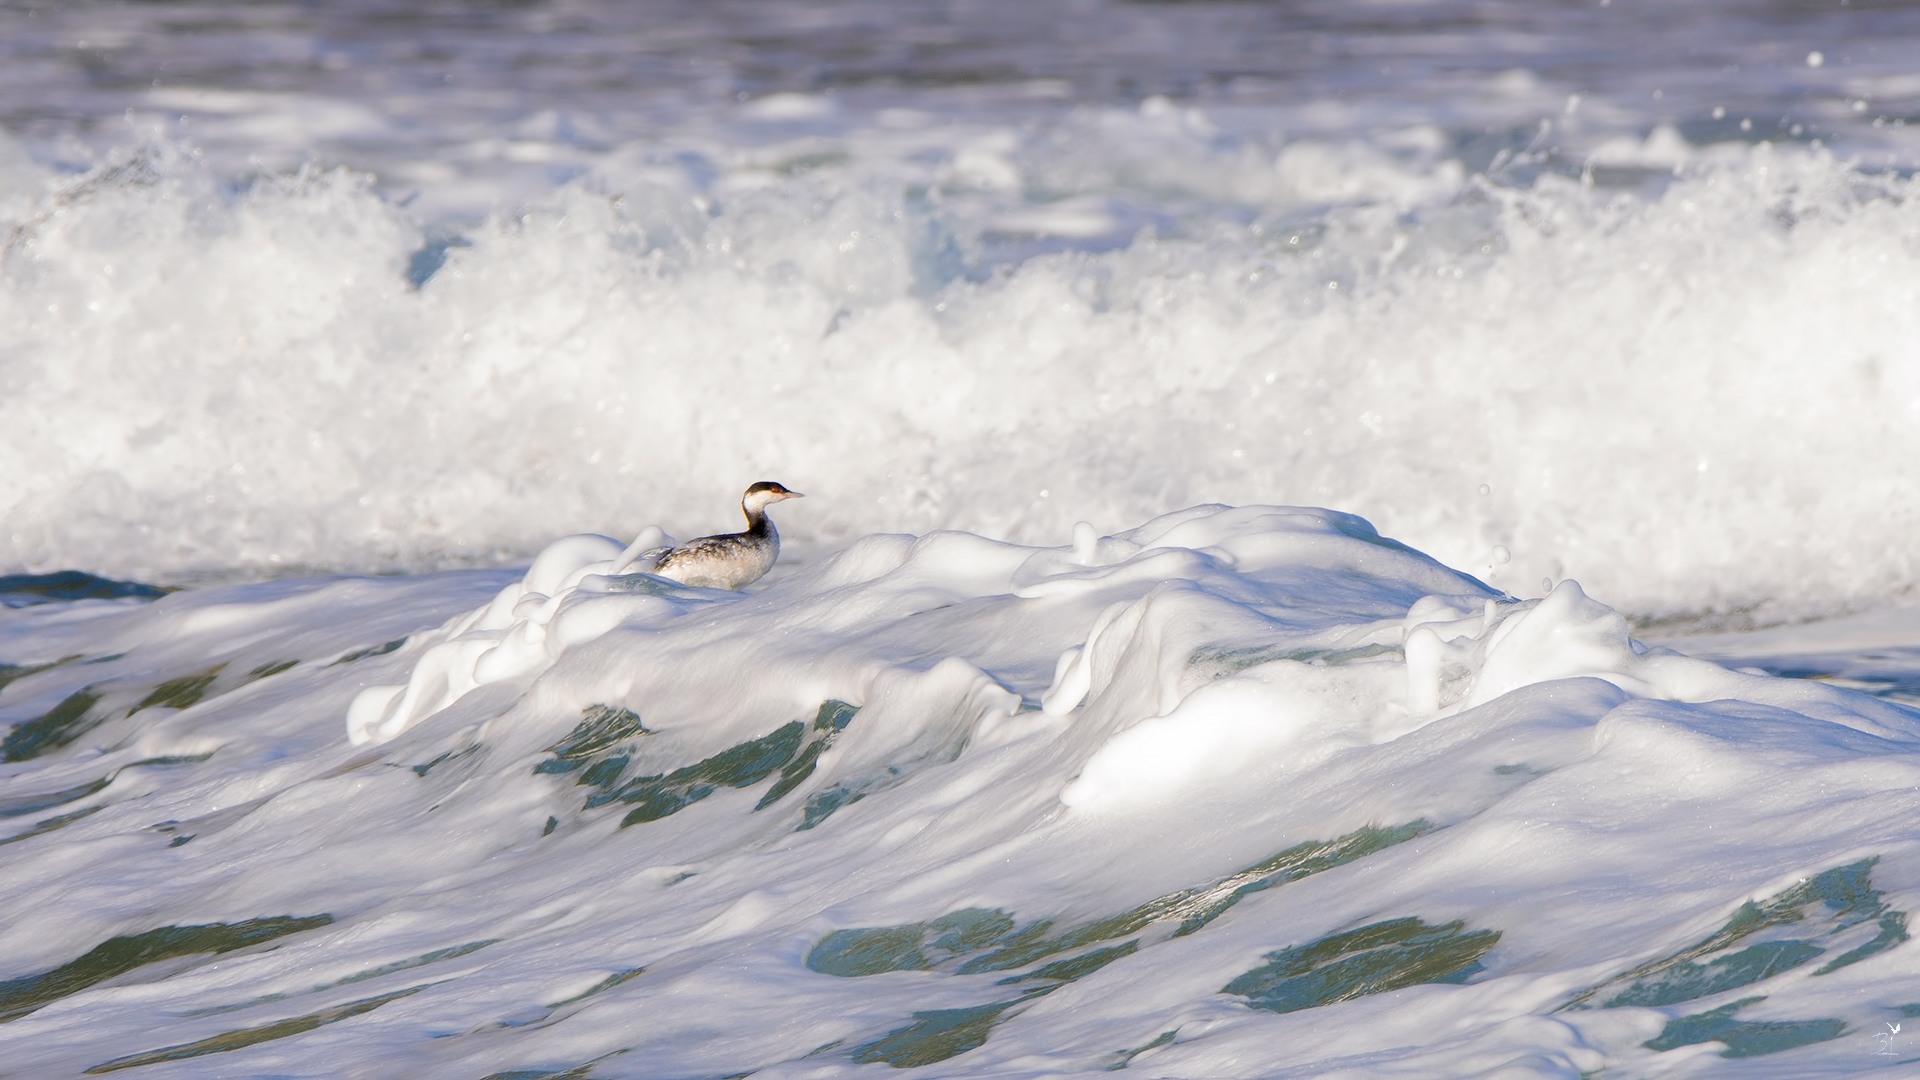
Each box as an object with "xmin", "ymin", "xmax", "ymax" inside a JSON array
[{"xmin": 645, "ymin": 481, "xmax": 803, "ymax": 590}]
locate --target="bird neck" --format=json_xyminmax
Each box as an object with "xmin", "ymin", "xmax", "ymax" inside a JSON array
[{"xmin": 742, "ymin": 501, "xmax": 776, "ymax": 540}]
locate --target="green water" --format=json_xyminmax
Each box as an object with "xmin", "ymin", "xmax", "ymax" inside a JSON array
[
  {"xmin": 1223, "ymin": 917, "xmax": 1500, "ymax": 1014},
  {"xmin": 851, "ymin": 996, "xmax": 1038, "ymax": 1068},
  {"xmin": 411, "ymin": 744, "xmax": 482, "ymax": 779},
  {"xmin": 810, "ymin": 908, "xmax": 1019, "ymax": 977},
  {"xmin": 1, "ymin": 749, "xmax": 216, "ymax": 814},
  {"xmin": 496, "ymin": 970, "xmax": 648, "ymax": 1030},
  {"xmin": 0, "ymin": 571, "xmax": 167, "ymax": 604},
  {"xmin": 1100, "ymin": 1030, "xmax": 1178, "ymax": 1071},
  {"xmin": 616, "ymin": 721, "xmax": 806, "ymax": 827},
  {"xmin": 1, "ymin": 686, "xmax": 103, "ymax": 762},
  {"xmin": 530, "ymin": 701, "xmax": 861, "ymax": 828},
  {"xmin": 328, "ymin": 637, "xmax": 407, "ymax": 666},
  {"xmin": 798, "ymin": 783, "xmax": 866, "ymax": 831},
  {"xmin": 131, "ymin": 665, "xmax": 225, "ymax": 713},
  {"xmin": 807, "ymin": 823, "xmax": 1436, "ymax": 1066},
  {"xmin": 0, "ymin": 656, "xmax": 76, "ymax": 694},
  {"xmin": 1643, "ymin": 997, "xmax": 1848, "ymax": 1058},
  {"xmin": 1566, "ymin": 858, "xmax": 1907, "ymax": 1010},
  {"xmin": 0, "ymin": 916, "xmax": 334, "ymax": 1022},
  {"xmin": 531, "ymin": 704, "xmax": 655, "ymax": 805},
  {"xmin": 83, "ymin": 984, "xmax": 426, "ymax": 1073},
  {"xmin": 538, "ymin": 705, "xmax": 652, "ymax": 767},
  {"xmin": 0, "ymin": 757, "xmax": 217, "ymax": 851},
  {"xmin": 181, "ymin": 939, "xmax": 498, "ymax": 1017},
  {"xmin": 758, "ymin": 700, "xmax": 859, "ymax": 811},
  {"xmin": 0, "ymin": 775, "xmax": 113, "ymax": 818},
  {"xmin": 0, "ymin": 806, "xmax": 101, "ymax": 847},
  {"xmin": 548, "ymin": 968, "xmax": 645, "ymax": 1009},
  {"xmin": 1008, "ymin": 940, "xmax": 1138, "ymax": 984},
  {"xmin": 481, "ymin": 1058, "xmax": 618, "ymax": 1080},
  {"xmin": 1160, "ymin": 821, "xmax": 1433, "ymax": 937},
  {"xmin": 0, "ymin": 754, "xmax": 215, "ymax": 821},
  {"xmin": 3, "ymin": 659, "xmax": 257, "ymax": 763},
  {"xmin": 807, "ymin": 822, "xmax": 1432, "ymax": 980},
  {"xmin": 1602, "ymin": 942, "xmax": 1825, "ymax": 1008}
]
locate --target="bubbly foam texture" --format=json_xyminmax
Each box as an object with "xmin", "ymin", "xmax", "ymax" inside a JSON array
[
  {"xmin": 2, "ymin": 507, "xmax": 1916, "ymax": 1076},
  {"xmin": 4, "ymin": 122, "xmax": 1916, "ymax": 617}
]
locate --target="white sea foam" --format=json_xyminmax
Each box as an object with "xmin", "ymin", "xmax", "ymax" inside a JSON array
[
  {"xmin": 3, "ymin": 121, "xmax": 1918, "ymax": 619},
  {"xmin": 2, "ymin": 507, "xmax": 1917, "ymax": 1076}
]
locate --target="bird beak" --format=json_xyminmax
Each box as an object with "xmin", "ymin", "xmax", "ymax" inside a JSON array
[{"xmin": 783, "ymin": 491, "xmax": 805, "ymax": 500}]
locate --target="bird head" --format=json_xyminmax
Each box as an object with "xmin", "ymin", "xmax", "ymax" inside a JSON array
[{"xmin": 743, "ymin": 481, "xmax": 804, "ymax": 512}]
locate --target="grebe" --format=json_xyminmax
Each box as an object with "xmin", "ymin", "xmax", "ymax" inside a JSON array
[{"xmin": 648, "ymin": 481, "xmax": 803, "ymax": 590}]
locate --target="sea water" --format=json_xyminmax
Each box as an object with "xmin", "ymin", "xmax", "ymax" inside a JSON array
[
  {"xmin": 5, "ymin": 2, "xmax": 1920, "ymax": 1076},
  {"xmin": 2, "ymin": 0, "xmax": 1919, "ymax": 616}
]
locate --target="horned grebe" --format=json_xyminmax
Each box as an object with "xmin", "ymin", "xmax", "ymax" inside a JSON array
[{"xmin": 647, "ymin": 481, "xmax": 803, "ymax": 590}]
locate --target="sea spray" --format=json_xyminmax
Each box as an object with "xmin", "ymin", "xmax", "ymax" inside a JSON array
[{"xmin": 3, "ymin": 136, "xmax": 1919, "ymax": 620}]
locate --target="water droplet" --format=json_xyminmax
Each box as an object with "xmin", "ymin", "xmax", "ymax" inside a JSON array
[
  {"xmin": 1806, "ymin": 51, "xmax": 1824, "ymax": 68},
  {"xmin": 1477, "ymin": 484, "xmax": 1490, "ymax": 497},
  {"xmin": 1492, "ymin": 546, "xmax": 1511, "ymax": 565}
]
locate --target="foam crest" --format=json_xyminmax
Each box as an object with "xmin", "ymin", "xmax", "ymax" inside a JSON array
[{"xmin": 2, "ymin": 134, "xmax": 1917, "ymax": 619}]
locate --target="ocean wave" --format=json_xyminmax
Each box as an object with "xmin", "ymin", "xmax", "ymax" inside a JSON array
[{"xmin": 1, "ymin": 126, "xmax": 1916, "ymax": 618}]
